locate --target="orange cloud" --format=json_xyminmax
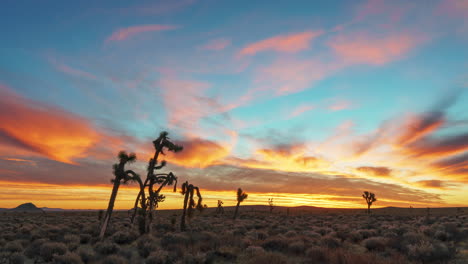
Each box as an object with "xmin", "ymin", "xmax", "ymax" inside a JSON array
[
  {"xmin": 199, "ymin": 38, "xmax": 231, "ymax": 51},
  {"xmin": 229, "ymin": 144, "xmax": 330, "ymax": 173},
  {"xmin": 107, "ymin": 24, "xmax": 177, "ymax": 42},
  {"xmin": 0, "ymin": 85, "xmax": 100, "ymax": 164},
  {"xmin": 329, "ymin": 32, "xmax": 421, "ymax": 65},
  {"xmin": 239, "ymin": 31, "xmax": 322, "ymax": 56},
  {"xmin": 167, "ymin": 137, "xmax": 232, "ymax": 168},
  {"xmin": 356, "ymin": 166, "xmax": 392, "ymax": 177}
]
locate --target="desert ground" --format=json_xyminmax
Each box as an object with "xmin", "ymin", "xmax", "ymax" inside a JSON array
[{"xmin": 1, "ymin": 206, "xmax": 467, "ymax": 264}]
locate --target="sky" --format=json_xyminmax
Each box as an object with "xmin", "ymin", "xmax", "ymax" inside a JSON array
[{"xmin": 0, "ymin": 0, "xmax": 467, "ymax": 210}]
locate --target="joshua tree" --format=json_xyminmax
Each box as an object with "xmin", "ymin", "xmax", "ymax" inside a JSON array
[
  {"xmin": 180, "ymin": 181, "xmax": 203, "ymax": 231},
  {"xmin": 216, "ymin": 200, "xmax": 224, "ymax": 215},
  {"xmin": 268, "ymin": 198, "xmax": 275, "ymax": 214},
  {"xmin": 129, "ymin": 131, "xmax": 183, "ymax": 233},
  {"xmin": 100, "ymin": 151, "xmax": 138, "ymax": 240},
  {"xmin": 362, "ymin": 191, "xmax": 377, "ymax": 215},
  {"xmin": 233, "ymin": 188, "xmax": 248, "ymax": 220}
]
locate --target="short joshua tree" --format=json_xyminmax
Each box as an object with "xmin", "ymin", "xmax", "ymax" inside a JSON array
[
  {"xmin": 100, "ymin": 151, "xmax": 138, "ymax": 240},
  {"xmin": 268, "ymin": 198, "xmax": 274, "ymax": 214},
  {"xmin": 216, "ymin": 200, "xmax": 224, "ymax": 215},
  {"xmin": 233, "ymin": 188, "xmax": 248, "ymax": 220},
  {"xmin": 180, "ymin": 181, "xmax": 203, "ymax": 231},
  {"xmin": 362, "ymin": 191, "xmax": 377, "ymax": 215}
]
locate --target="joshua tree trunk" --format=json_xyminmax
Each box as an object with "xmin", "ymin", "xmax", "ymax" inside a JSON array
[
  {"xmin": 180, "ymin": 191, "xmax": 189, "ymax": 231},
  {"xmin": 100, "ymin": 179, "xmax": 120, "ymax": 239},
  {"xmin": 233, "ymin": 201, "xmax": 240, "ymax": 220},
  {"xmin": 367, "ymin": 204, "xmax": 371, "ymax": 215}
]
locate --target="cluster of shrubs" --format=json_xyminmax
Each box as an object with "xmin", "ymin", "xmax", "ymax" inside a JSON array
[{"xmin": 0, "ymin": 211, "xmax": 467, "ymax": 263}]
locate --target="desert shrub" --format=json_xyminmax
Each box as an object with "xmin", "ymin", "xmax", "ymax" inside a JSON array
[
  {"xmin": 348, "ymin": 231, "xmax": 363, "ymax": 242},
  {"xmin": 205, "ymin": 247, "xmax": 237, "ymax": 263},
  {"xmin": 261, "ymin": 236, "xmax": 289, "ymax": 252},
  {"xmin": 244, "ymin": 251, "xmax": 288, "ymax": 264},
  {"xmin": 161, "ymin": 233, "xmax": 189, "ymax": 249},
  {"xmin": 289, "ymin": 240, "xmax": 305, "ymax": 255},
  {"xmin": 94, "ymin": 241, "xmax": 119, "ymax": 255},
  {"xmin": 76, "ymin": 245, "xmax": 95, "ymax": 264},
  {"xmin": 434, "ymin": 230, "xmax": 447, "ymax": 241},
  {"xmin": 321, "ymin": 235, "xmax": 341, "ymax": 249},
  {"xmin": 79, "ymin": 234, "xmax": 91, "ymax": 244},
  {"xmin": 363, "ymin": 237, "xmax": 386, "ymax": 251},
  {"xmin": 136, "ymin": 235, "xmax": 158, "ymax": 258},
  {"xmin": 102, "ymin": 254, "xmax": 127, "ymax": 264},
  {"xmin": 146, "ymin": 250, "xmax": 169, "ymax": 264},
  {"xmin": 24, "ymin": 238, "xmax": 47, "ymax": 258},
  {"xmin": 407, "ymin": 240, "xmax": 452, "ymax": 262},
  {"xmin": 39, "ymin": 242, "xmax": 67, "ymax": 261},
  {"xmin": 305, "ymin": 246, "xmax": 326, "ymax": 262},
  {"xmin": 54, "ymin": 252, "xmax": 84, "ymax": 264},
  {"xmin": 9, "ymin": 253, "xmax": 25, "ymax": 264},
  {"xmin": 5, "ymin": 240, "xmax": 23, "ymax": 253},
  {"xmin": 111, "ymin": 231, "xmax": 137, "ymax": 245},
  {"xmin": 245, "ymin": 245, "xmax": 265, "ymax": 256}
]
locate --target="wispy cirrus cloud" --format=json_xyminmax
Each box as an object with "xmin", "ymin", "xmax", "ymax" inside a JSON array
[
  {"xmin": 106, "ymin": 24, "xmax": 178, "ymax": 42},
  {"xmin": 329, "ymin": 32, "xmax": 422, "ymax": 65},
  {"xmin": 48, "ymin": 57, "xmax": 97, "ymax": 80},
  {"xmin": 239, "ymin": 31, "xmax": 323, "ymax": 56},
  {"xmin": 199, "ymin": 38, "xmax": 231, "ymax": 51},
  {"xmin": 289, "ymin": 104, "xmax": 315, "ymax": 118}
]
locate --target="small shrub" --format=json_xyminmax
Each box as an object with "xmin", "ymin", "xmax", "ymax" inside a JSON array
[
  {"xmin": 146, "ymin": 250, "xmax": 169, "ymax": 264},
  {"xmin": 363, "ymin": 237, "xmax": 386, "ymax": 251},
  {"xmin": 261, "ymin": 237, "xmax": 289, "ymax": 252},
  {"xmin": 5, "ymin": 240, "xmax": 23, "ymax": 253},
  {"xmin": 102, "ymin": 254, "xmax": 127, "ymax": 264},
  {"xmin": 306, "ymin": 246, "xmax": 326, "ymax": 262},
  {"xmin": 53, "ymin": 252, "xmax": 84, "ymax": 264},
  {"xmin": 245, "ymin": 251, "xmax": 288, "ymax": 264},
  {"xmin": 40, "ymin": 242, "xmax": 67, "ymax": 262},
  {"xmin": 95, "ymin": 241, "xmax": 119, "ymax": 255},
  {"xmin": 76, "ymin": 245, "xmax": 95, "ymax": 263},
  {"xmin": 111, "ymin": 231, "xmax": 136, "ymax": 245},
  {"xmin": 9, "ymin": 253, "xmax": 25, "ymax": 264}
]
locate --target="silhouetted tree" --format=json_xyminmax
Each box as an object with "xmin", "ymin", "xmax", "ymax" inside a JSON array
[
  {"xmin": 129, "ymin": 131, "xmax": 183, "ymax": 234},
  {"xmin": 100, "ymin": 151, "xmax": 138, "ymax": 240},
  {"xmin": 145, "ymin": 172, "xmax": 178, "ymax": 232},
  {"xmin": 180, "ymin": 181, "xmax": 203, "ymax": 231},
  {"xmin": 233, "ymin": 188, "xmax": 248, "ymax": 220},
  {"xmin": 268, "ymin": 198, "xmax": 275, "ymax": 214},
  {"xmin": 216, "ymin": 200, "xmax": 224, "ymax": 215},
  {"xmin": 362, "ymin": 191, "xmax": 377, "ymax": 215}
]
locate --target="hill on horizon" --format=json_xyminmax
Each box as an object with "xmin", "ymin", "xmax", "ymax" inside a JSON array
[{"xmin": 9, "ymin": 202, "xmax": 44, "ymax": 212}]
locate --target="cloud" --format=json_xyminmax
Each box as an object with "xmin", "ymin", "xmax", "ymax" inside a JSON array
[
  {"xmin": 329, "ymin": 32, "xmax": 421, "ymax": 65},
  {"xmin": 415, "ymin": 180, "xmax": 449, "ymax": 189},
  {"xmin": 228, "ymin": 144, "xmax": 330, "ymax": 173},
  {"xmin": 167, "ymin": 136, "xmax": 235, "ymax": 168},
  {"xmin": 327, "ymin": 99, "xmax": 355, "ymax": 111},
  {"xmin": 431, "ymin": 152, "xmax": 468, "ymax": 179},
  {"xmin": 405, "ymin": 133, "xmax": 468, "ymax": 158},
  {"xmin": 199, "ymin": 38, "xmax": 231, "ymax": 51},
  {"xmin": 290, "ymin": 104, "xmax": 315, "ymax": 118},
  {"xmin": 253, "ymin": 58, "xmax": 333, "ymax": 95},
  {"xmin": 0, "ymin": 85, "xmax": 101, "ymax": 164},
  {"xmin": 356, "ymin": 166, "xmax": 392, "ymax": 177},
  {"xmin": 107, "ymin": 24, "xmax": 177, "ymax": 42},
  {"xmin": 48, "ymin": 58, "xmax": 97, "ymax": 80},
  {"xmin": 239, "ymin": 31, "xmax": 322, "ymax": 56}
]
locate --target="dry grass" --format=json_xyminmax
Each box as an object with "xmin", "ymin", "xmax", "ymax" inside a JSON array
[{"xmin": 0, "ymin": 209, "xmax": 467, "ymax": 263}]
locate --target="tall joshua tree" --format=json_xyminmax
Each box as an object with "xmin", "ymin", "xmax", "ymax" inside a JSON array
[
  {"xmin": 233, "ymin": 188, "xmax": 248, "ymax": 220},
  {"xmin": 180, "ymin": 181, "xmax": 203, "ymax": 231},
  {"xmin": 130, "ymin": 131, "xmax": 183, "ymax": 230},
  {"xmin": 362, "ymin": 191, "xmax": 377, "ymax": 215},
  {"xmin": 100, "ymin": 151, "xmax": 138, "ymax": 240}
]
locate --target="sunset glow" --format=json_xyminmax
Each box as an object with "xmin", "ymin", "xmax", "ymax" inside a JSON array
[{"xmin": 0, "ymin": 0, "xmax": 467, "ymax": 210}]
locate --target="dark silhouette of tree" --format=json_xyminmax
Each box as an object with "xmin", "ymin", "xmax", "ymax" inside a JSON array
[
  {"xmin": 216, "ymin": 200, "xmax": 224, "ymax": 215},
  {"xmin": 180, "ymin": 181, "xmax": 203, "ymax": 231},
  {"xmin": 233, "ymin": 188, "xmax": 248, "ymax": 220},
  {"xmin": 129, "ymin": 131, "xmax": 183, "ymax": 234},
  {"xmin": 268, "ymin": 198, "xmax": 275, "ymax": 214},
  {"xmin": 362, "ymin": 191, "xmax": 377, "ymax": 215},
  {"xmin": 100, "ymin": 151, "xmax": 138, "ymax": 240}
]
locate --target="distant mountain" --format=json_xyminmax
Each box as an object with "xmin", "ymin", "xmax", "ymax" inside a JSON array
[{"xmin": 10, "ymin": 203, "xmax": 43, "ymax": 212}]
